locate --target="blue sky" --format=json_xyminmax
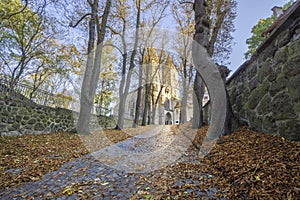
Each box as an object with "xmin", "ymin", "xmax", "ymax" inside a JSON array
[{"xmin": 229, "ymin": 0, "xmax": 291, "ymax": 72}]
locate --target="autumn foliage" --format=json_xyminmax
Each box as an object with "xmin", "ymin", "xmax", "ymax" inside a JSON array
[{"xmin": 0, "ymin": 125, "xmax": 299, "ymax": 199}]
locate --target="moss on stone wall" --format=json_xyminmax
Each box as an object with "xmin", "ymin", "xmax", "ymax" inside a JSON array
[{"xmin": 227, "ymin": 25, "xmax": 300, "ymax": 141}]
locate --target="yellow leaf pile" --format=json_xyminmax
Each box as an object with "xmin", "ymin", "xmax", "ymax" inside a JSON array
[{"xmin": 132, "ymin": 125, "xmax": 300, "ymax": 199}]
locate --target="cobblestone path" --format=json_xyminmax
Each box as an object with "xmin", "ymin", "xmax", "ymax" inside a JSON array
[{"xmin": 0, "ymin": 125, "xmax": 220, "ymax": 199}]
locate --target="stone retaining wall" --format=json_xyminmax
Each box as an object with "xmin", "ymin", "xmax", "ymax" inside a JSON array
[
  {"xmin": 227, "ymin": 14, "xmax": 300, "ymax": 140},
  {"xmin": 0, "ymin": 98, "xmax": 132, "ymax": 136}
]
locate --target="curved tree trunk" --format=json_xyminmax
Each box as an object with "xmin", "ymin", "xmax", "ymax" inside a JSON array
[
  {"xmin": 193, "ymin": 0, "xmax": 227, "ymax": 141},
  {"xmin": 192, "ymin": 0, "xmax": 209, "ymax": 131}
]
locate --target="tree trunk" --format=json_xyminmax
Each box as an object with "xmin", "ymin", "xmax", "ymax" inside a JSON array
[
  {"xmin": 115, "ymin": 51, "xmax": 128, "ymax": 130},
  {"xmin": 116, "ymin": 93, "xmax": 126, "ymax": 130},
  {"xmin": 192, "ymin": 0, "xmax": 209, "ymax": 131},
  {"xmin": 193, "ymin": 0, "xmax": 227, "ymax": 140},
  {"xmin": 218, "ymin": 66, "xmax": 239, "ymax": 135},
  {"xmin": 142, "ymin": 83, "xmax": 150, "ymax": 126},
  {"xmin": 77, "ymin": 0, "xmax": 111, "ymax": 135},
  {"xmin": 151, "ymin": 84, "xmax": 164, "ymax": 124},
  {"xmin": 180, "ymin": 77, "xmax": 188, "ymax": 123},
  {"xmin": 192, "ymin": 71, "xmax": 205, "ymax": 128},
  {"xmin": 133, "ymin": 63, "xmax": 143, "ymax": 127},
  {"xmin": 147, "ymin": 102, "xmax": 151, "ymax": 125},
  {"xmin": 116, "ymin": 0, "xmax": 141, "ymax": 130},
  {"xmin": 223, "ymin": 89, "xmax": 238, "ymax": 135}
]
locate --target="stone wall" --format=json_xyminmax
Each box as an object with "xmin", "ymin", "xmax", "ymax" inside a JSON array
[
  {"xmin": 227, "ymin": 13, "xmax": 300, "ymax": 140},
  {"xmin": 0, "ymin": 98, "xmax": 130, "ymax": 136}
]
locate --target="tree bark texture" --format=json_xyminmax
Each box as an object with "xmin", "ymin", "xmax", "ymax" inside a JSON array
[
  {"xmin": 77, "ymin": 0, "xmax": 111, "ymax": 134},
  {"xmin": 192, "ymin": 71, "xmax": 205, "ymax": 128},
  {"xmin": 193, "ymin": 0, "xmax": 227, "ymax": 140},
  {"xmin": 192, "ymin": 0, "xmax": 209, "ymax": 129}
]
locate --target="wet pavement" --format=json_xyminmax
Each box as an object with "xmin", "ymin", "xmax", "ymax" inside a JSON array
[{"xmin": 0, "ymin": 125, "xmax": 221, "ymax": 199}]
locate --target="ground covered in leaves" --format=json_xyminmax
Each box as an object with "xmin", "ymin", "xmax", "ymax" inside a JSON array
[
  {"xmin": 132, "ymin": 125, "xmax": 300, "ymax": 199},
  {"xmin": 1, "ymin": 124, "xmax": 299, "ymax": 199},
  {"xmin": 0, "ymin": 125, "xmax": 157, "ymax": 190}
]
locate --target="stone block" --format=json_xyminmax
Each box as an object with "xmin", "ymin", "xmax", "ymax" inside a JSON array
[
  {"xmin": 267, "ymin": 69, "xmax": 277, "ymax": 82},
  {"xmin": 34, "ymin": 123, "xmax": 45, "ymax": 131},
  {"xmin": 287, "ymin": 38, "xmax": 300, "ymax": 58},
  {"xmin": 0, "ymin": 123, "xmax": 7, "ymax": 131},
  {"xmin": 287, "ymin": 74, "xmax": 300, "ymax": 101},
  {"xmin": 276, "ymin": 30, "xmax": 290, "ymax": 48},
  {"xmin": 7, "ymin": 117, "xmax": 14, "ymax": 124},
  {"xmin": 283, "ymin": 55, "xmax": 300, "ymax": 76},
  {"xmin": 27, "ymin": 119, "xmax": 36, "ymax": 125},
  {"xmin": 8, "ymin": 125, "xmax": 16, "ymax": 131},
  {"xmin": 23, "ymin": 124, "xmax": 33, "ymax": 130},
  {"xmin": 278, "ymin": 120, "xmax": 300, "ymax": 141},
  {"xmin": 248, "ymin": 112, "xmax": 263, "ymax": 132},
  {"xmin": 15, "ymin": 115, "xmax": 22, "ymax": 123},
  {"xmin": 2, "ymin": 110, "xmax": 9, "ymax": 116},
  {"xmin": 293, "ymin": 103, "xmax": 300, "ymax": 117},
  {"xmin": 23, "ymin": 116, "xmax": 30, "ymax": 121},
  {"xmin": 248, "ymin": 83, "xmax": 270, "ymax": 109},
  {"xmin": 262, "ymin": 116, "xmax": 277, "ymax": 133},
  {"xmin": 273, "ymin": 46, "xmax": 288, "ymax": 64},
  {"xmin": 9, "ymin": 102, "xmax": 17, "ymax": 107},
  {"xmin": 18, "ymin": 108, "xmax": 28, "ymax": 115},
  {"xmin": 257, "ymin": 94, "xmax": 272, "ymax": 115},
  {"xmin": 269, "ymin": 75, "xmax": 288, "ymax": 97},
  {"xmin": 249, "ymin": 76, "xmax": 258, "ymax": 91},
  {"xmin": 258, "ymin": 58, "xmax": 273, "ymax": 83},
  {"xmin": 5, "ymin": 131, "xmax": 20, "ymax": 136},
  {"xmin": 271, "ymin": 92, "xmax": 297, "ymax": 120},
  {"xmin": 247, "ymin": 64, "xmax": 258, "ymax": 80}
]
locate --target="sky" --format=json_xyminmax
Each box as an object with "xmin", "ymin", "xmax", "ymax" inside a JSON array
[{"xmin": 228, "ymin": 0, "xmax": 291, "ymax": 73}]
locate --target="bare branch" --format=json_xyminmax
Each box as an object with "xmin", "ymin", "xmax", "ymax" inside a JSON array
[
  {"xmin": 87, "ymin": 0, "xmax": 93, "ymax": 7},
  {"xmin": 69, "ymin": 13, "xmax": 92, "ymax": 28},
  {"xmin": 179, "ymin": 1, "xmax": 193, "ymax": 5},
  {"xmin": 4, "ymin": 0, "xmax": 28, "ymax": 19},
  {"xmin": 103, "ymin": 43, "xmax": 123, "ymax": 55},
  {"xmin": 106, "ymin": 25, "xmax": 119, "ymax": 35}
]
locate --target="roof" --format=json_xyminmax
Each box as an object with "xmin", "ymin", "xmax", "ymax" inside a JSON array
[{"xmin": 262, "ymin": 0, "xmax": 300, "ymax": 37}]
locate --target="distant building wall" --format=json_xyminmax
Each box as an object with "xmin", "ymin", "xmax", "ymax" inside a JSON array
[{"xmin": 227, "ymin": 8, "xmax": 300, "ymax": 140}]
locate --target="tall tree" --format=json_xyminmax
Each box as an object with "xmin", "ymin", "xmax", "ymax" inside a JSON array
[
  {"xmin": 0, "ymin": 0, "xmax": 49, "ymax": 90},
  {"xmin": 141, "ymin": 47, "xmax": 166, "ymax": 126},
  {"xmin": 244, "ymin": 17, "xmax": 274, "ymax": 59},
  {"xmin": 192, "ymin": 0, "xmax": 227, "ymax": 141},
  {"xmin": 134, "ymin": 5, "xmax": 168, "ymax": 127},
  {"xmin": 114, "ymin": 0, "xmax": 141, "ymax": 130},
  {"xmin": 24, "ymin": 42, "xmax": 83, "ymax": 100},
  {"xmin": 94, "ymin": 43, "xmax": 117, "ymax": 116},
  {"xmin": 149, "ymin": 49, "xmax": 168, "ymax": 125},
  {"xmin": 193, "ymin": 0, "xmax": 237, "ymax": 128},
  {"xmin": 206, "ymin": 0, "xmax": 237, "ymax": 64},
  {"xmin": 109, "ymin": 0, "xmax": 168, "ymax": 129},
  {"xmin": 192, "ymin": 0, "xmax": 209, "ymax": 129},
  {"xmin": 76, "ymin": 0, "xmax": 112, "ymax": 134},
  {"xmin": 172, "ymin": 1, "xmax": 195, "ymax": 124}
]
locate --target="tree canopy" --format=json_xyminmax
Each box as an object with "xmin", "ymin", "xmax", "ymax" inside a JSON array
[{"xmin": 244, "ymin": 0, "xmax": 294, "ymax": 59}]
